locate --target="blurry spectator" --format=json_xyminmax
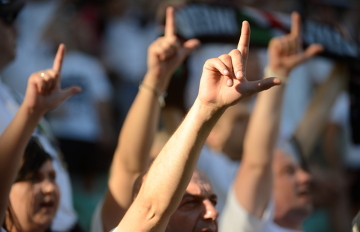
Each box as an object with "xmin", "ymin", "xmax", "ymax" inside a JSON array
[
  {"xmin": 4, "ymin": 138, "xmax": 59, "ymax": 232},
  {"xmin": 112, "ymin": 18, "xmax": 279, "ymax": 232},
  {"xmin": 91, "ymin": 7, "xmax": 200, "ymax": 232},
  {"xmin": 43, "ymin": 3, "xmax": 115, "ymax": 177},
  {"xmin": 0, "ymin": 43, "xmax": 81, "ymax": 232},
  {"xmin": 41, "ymin": 3, "xmax": 115, "ymax": 229},
  {"xmin": 1, "ymin": 0, "xmax": 60, "ymax": 94},
  {"xmin": 102, "ymin": 0, "xmax": 160, "ymax": 127},
  {"xmin": 220, "ymin": 12, "xmax": 323, "ymax": 232},
  {"xmin": 0, "ymin": 2, "xmax": 80, "ymax": 231}
]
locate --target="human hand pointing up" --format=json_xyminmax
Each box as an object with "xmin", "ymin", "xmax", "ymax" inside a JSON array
[
  {"xmin": 197, "ymin": 21, "xmax": 281, "ymax": 110},
  {"xmin": 146, "ymin": 6, "xmax": 200, "ymax": 93},
  {"xmin": 268, "ymin": 12, "xmax": 324, "ymax": 78},
  {"xmin": 23, "ymin": 44, "xmax": 82, "ymax": 114}
]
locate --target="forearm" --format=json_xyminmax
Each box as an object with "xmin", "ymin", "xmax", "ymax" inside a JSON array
[
  {"xmin": 0, "ymin": 104, "xmax": 43, "ymax": 223},
  {"xmin": 117, "ymin": 99, "xmax": 224, "ymax": 231},
  {"xmin": 106, "ymin": 72, "xmax": 166, "ymax": 221},
  {"xmin": 111, "ymin": 72, "xmax": 163, "ymax": 175},
  {"xmin": 243, "ymin": 78, "xmax": 285, "ymax": 165},
  {"xmin": 235, "ymin": 75, "xmax": 285, "ymax": 218},
  {"xmin": 294, "ymin": 64, "xmax": 346, "ymax": 158}
]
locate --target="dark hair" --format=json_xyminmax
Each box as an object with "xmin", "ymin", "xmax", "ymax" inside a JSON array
[
  {"xmin": 3, "ymin": 137, "xmax": 53, "ymax": 232},
  {"xmin": 15, "ymin": 137, "xmax": 52, "ymax": 182},
  {"xmin": 0, "ymin": 0, "xmax": 25, "ymax": 25}
]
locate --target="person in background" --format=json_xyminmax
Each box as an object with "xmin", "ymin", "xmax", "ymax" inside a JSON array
[
  {"xmin": 43, "ymin": 2, "xmax": 115, "ymax": 179},
  {"xmin": 113, "ymin": 20, "xmax": 280, "ymax": 232},
  {"xmin": 0, "ymin": 44, "xmax": 81, "ymax": 232},
  {"xmin": 220, "ymin": 12, "xmax": 323, "ymax": 232},
  {"xmin": 91, "ymin": 6, "xmax": 200, "ymax": 232},
  {"xmin": 0, "ymin": 1, "xmax": 81, "ymax": 230}
]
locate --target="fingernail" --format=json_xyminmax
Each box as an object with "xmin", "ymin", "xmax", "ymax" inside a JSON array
[
  {"xmin": 223, "ymin": 70, "xmax": 229, "ymax": 75},
  {"xmin": 236, "ymin": 71, "xmax": 244, "ymax": 78},
  {"xmin": 226, "ymin": 79, "xmax": 233, "ymax": 86}
]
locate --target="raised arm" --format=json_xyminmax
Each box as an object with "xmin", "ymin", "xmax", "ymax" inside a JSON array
[
  {"xmin": 101, "ymin": 7, "xmax": 200, "ymax": 232},
  {"xmin": 0, "ymin": 44, "xmax": 80, "ymax": 223},
  {"xmin": 232, "ymin": 12, "xmax": 323, "ymax": 218},
  {"xmin": 116, "ymin": 21, "xmax": 280, "ymax": 232}
]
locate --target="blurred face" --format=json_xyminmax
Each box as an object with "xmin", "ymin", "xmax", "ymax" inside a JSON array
[
  {"xmin": 166, "ymin": 169, "xmax": 219, "ymax": 232},
  {"xmin": 0, "ymin": 18, "xmax": 16, "ymax": 69},
  {"xmin": 273, "ymin": 150, "xmax": 312, "ymax": 228},
  {"xmin": 9, "ymin": 160, "xmax": 60, "ymax": 231}
]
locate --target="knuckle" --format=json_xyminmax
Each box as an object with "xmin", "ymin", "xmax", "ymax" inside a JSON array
[
  {"xmin": 207, "ymin": 58, "xmax": 217, "ymax": 63},
  {"xmin": 229, "ymin": 49, "xmax": 239, "ymax": 55},
  {"xmin": 218, "ymin": 54, "xmax": 230, "ymax": 60}
]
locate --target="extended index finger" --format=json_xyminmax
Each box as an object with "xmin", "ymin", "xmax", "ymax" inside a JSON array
[
  {"xmin": 53, "ymin": 44, "xmax": 66, "ymax": 74},
  {"xmin": 237, "ymin": 21, "xmax": 250, "ymax": 67},
  {"xmin": 290, "ymin": 12, "xmax": 301, "ymax": 38},
  {"xmin": 165, "ymin": 6, "xmax": 176, "ymax": 37}
]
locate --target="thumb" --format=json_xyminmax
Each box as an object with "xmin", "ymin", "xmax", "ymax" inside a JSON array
[
  {"xmin": 245, "ymin": 77, "xmax": 282, "ymax": 96},
  {"xmin": 304, "ymin": 43, "xmax": 324, "ymax": 59},
  {"xmin": 290, "ymin": 43, "xmax": 324, "ymax": 67},
  {"xmin": 60, "ymin": 85, "xmax": 82, "ymax": 102},
  {"xmin": 180, "ymin": 39, "xmax": 201, "ymax": 58}
]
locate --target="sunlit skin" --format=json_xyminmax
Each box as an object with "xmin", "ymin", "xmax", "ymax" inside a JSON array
[
  {"xmin": 166, "ymin": 169, "xmax": 219, "ymax": 232},
  {"xmin": 273, "ymin": 150, "xmax": 312, "ymax": 230},
  {"xmin": 8, "ymin": 160, "xmax": 60, "ymax": 232}
]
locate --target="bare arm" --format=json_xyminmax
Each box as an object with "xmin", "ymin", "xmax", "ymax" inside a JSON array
[
  {"xmin": 233, "ymin": 12, "xmax": 323, "ymax": 218},
  {"xmin": 294, "ymin": 63, "xmax": 346, "ymax": 158},
  {"xmin": 101, "ymin": 7, "xmax": 200, "ymax": 231},
  {"xmin": 116, "ymin": 21, "xmax": 280, "ymax": 232},
  {"xmin": 0, "ymin": 44, "xmax": 80, "ymax": 223}
]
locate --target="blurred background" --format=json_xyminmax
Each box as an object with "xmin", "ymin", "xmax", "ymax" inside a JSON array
[{"xmin": 1, "ymin": 0, "xmax": 360, "ymax": 231}]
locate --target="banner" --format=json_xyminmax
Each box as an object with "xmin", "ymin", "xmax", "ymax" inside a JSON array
[{"xmin": 174, "ymin": 3, "xmax": 360, "ymax": 61}]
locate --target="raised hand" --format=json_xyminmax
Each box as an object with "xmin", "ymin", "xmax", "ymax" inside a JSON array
[
  {"xmin": 146, "ymin": 6, "xmax": 200, "ymax": 93},
  {"xmin": 23, "ymin": 44, "xmax": 82, "ymax": 114},
  {"xmin": 268, "ymin": 12, "xmax": 324, "ymax": 77},
  {"xmin": 197, "ymin": 21, "xmax": 281, "ymax": 110}
]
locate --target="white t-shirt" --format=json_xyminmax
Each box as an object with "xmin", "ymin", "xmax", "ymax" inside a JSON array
[
  {"xmin": 220, "ymin": 186, "xmax": 302, "ymax": 232},
  {"xmin": 103, "ymin": 14, "xmax": 157, "ymax": 83},
  {"xmin": 1, "ymin": 0, "xmax": 59, "ymax": 95},
  {"xmin": 46, "ymin": 51, "xmax": 113, "ymax": 142},
  {"xmin": 196, "ymin": 145, "xmax": 240, "ymax": 214},
  {"xmin": 0, "ymin": 80, "xmax": 77, "ymax": 231}
]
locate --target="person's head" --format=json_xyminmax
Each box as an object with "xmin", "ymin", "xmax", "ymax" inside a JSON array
[
  {"xmin": 0, "ymin": 0, "xmax": 24, "ymax": 70},
  {"xmin": 206, "ymin": 101, "xmax": 250, "ymax": 160},
  {"xmin": 166, "ymin": 169, "xmax": 218, "ymax": 232},
  {"xmin": 272, "ymin": 143, "xmax": 312, "ymax": 230},
  {"xmin": 134, "ymin": 168, "xmax": 219, "ymax": 232},
  {"xmin": 4, "ymin": 137, "xmax": 60, "ymax": 232}
]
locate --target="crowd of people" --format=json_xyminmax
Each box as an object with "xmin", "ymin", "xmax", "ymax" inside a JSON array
[{"xmin": 0, "ymin": 0, "xmax": 360, "ymax": 232}]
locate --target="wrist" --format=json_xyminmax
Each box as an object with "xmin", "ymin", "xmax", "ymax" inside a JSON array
[
  {"xmin": 144, "ymin": 72, "xmax": 170, "ymax": 93},
  {"xmin": 18, "ymin": 104, "xmax": 45, "ymax": 122},
  {"xmin": 139, "ymin": 82, "xmax": 167, "ymax": 107},
  {"xmin": 193, "ymin": 98, "xmax": 226, "ymax": 122}
]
